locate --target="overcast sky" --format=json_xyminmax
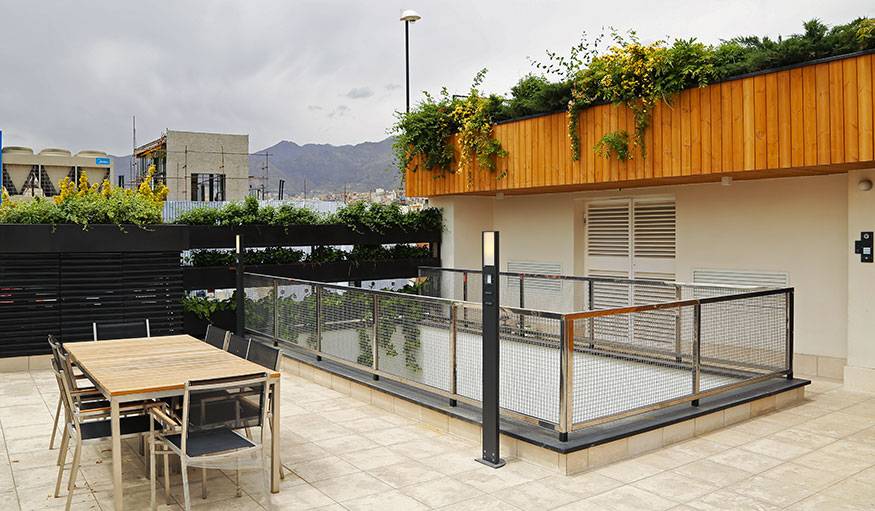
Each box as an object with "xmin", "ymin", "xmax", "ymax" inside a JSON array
[{"xmin": 0, "ymin": 0, "xmax": 872, "ymax": 155}]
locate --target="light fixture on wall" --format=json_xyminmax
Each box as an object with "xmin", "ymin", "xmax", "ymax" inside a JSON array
[
  {"xmin": 858, "ymin": 179, "xmax": 873, "ymax": 192},
  {"xmin": 721, "ymin": 176, "xmax": 733, "ymax": 187}
]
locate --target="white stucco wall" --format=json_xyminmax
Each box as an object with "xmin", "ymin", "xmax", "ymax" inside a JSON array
[
  {"xmin": 429, "ymin": 173, "xmax": 853, "ymax": 370},
  {"xmin": 846, "ymin": 168, "xmax": 875, "ymax": 391}
]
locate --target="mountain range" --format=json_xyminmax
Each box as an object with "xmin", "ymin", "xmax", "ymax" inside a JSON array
[{"xmin": 112, "ymin": 136, "xmax": 399, "ymax": 194}]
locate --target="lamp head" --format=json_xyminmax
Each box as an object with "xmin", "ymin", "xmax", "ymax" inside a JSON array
[{"xmin": 400, "ymin": 9, "xmax": 421, "ymax": 22}]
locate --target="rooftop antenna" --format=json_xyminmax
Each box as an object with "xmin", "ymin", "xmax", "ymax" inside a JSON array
[{"xmin": 131, "ymin": 116, "xmax": 137, "ymax": 188}]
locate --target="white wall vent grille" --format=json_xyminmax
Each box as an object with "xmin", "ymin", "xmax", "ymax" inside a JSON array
[
  {"xmin": 692, "ymin": 269, "xmax": 789, "ymax": 288},
  {"xmin": 586, "ymin": 203, "xmax": 630, "ymax": 257},
  {"xmin": 506, "ymin": 261, "xmax": 562, "ymax": 293},
  {"xmin": 633, "ymin": 200, "xmax": 676, "ymax": 259}
]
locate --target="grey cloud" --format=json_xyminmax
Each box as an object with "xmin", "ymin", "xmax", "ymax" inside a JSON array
[
  {"xmin": 307, "ymin": 105, "xmax": 323, "ymax": 111},
  {"xmin": 345, "ymin": 87, "xmax": 374, "ymax": 99},
  {"xmin": 385, "ymin": 83, "xmax": 403, "ymax": 91},
  {"xmin": 328, "ymin": 105, "xmax": 351, "ymax": 118}
]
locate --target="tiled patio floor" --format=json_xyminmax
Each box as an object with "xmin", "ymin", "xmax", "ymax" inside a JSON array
[{"xmin": 1, "ymin": 368, "xmax": 874, "ymax": 511}]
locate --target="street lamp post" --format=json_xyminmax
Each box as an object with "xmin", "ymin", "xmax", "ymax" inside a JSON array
[{"xmin": 399, "ymin": 9, "xmax": 421, "ymax": 113}]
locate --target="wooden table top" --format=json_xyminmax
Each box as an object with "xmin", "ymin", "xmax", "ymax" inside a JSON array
[{"xmin": 65, "ymin": 335, "xmax": 280, "ymax": 397}]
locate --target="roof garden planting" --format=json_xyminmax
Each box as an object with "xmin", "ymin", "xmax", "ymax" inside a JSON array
[{"xmin": 392, "ymin": 17, "xmax": 875, "ymax": 175}]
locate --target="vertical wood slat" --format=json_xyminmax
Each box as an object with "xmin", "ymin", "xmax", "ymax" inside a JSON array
[
  {"xmin": 405, "ymin": 54, "xmax": 875, "ymax": 197},
  {"xmin": 860, "ymin": 55, "xmax": 874, "ymax": 161}
]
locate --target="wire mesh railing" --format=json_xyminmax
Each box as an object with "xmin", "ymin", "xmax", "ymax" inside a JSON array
[{"xmin": 244, "ymin": 268, "xmax": 793, "ymax": 440}]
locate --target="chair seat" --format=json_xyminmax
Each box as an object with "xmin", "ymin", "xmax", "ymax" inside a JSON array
[
  {"xmin": 79, "ymin": 415, "xmax": 152, "ymax": 440},
  {"xmin": 165, "ymin": 427, "xmax": 254, "ymax": 457}
]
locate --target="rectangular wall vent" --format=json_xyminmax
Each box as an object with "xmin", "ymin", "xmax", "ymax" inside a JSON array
[{"xmin": 693, "ymin": 269, "xmax": 789, "ymax": 288}]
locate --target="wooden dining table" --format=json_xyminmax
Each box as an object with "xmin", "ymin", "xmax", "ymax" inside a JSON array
[{"xmin": 65, "ymin": 334, "xmax": 282, "ymax": 511}]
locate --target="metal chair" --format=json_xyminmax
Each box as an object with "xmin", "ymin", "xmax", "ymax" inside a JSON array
[
  {"xmin": 52, "ymin": 360, "xmax": 153, "ymax": 511},
  {"xmin": 204, "ymin": 324, "xmax": 230, "ymax": 350},
  {"xmin": 226, "ymin": 334, "xmax": 250, "ymax": 359},
  {"xmin": 245, "ymin": 341, "xmax": 280, "ymax": 371},
  {"xmin": 92, "ymin": 319, "xmax": 151, "ymax": 341},
  {"xmin": 47, "ymin": 335, "xmax": 102, "ymax": 451},
  {"xmin": 148, "ymin": 373, "xmax": 270, "ymax": 511}
]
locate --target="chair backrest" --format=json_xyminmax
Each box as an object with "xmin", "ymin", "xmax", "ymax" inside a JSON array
[
  {"xmin": 226, "ymin": 334, "xmax": 250, "ymax": 359},
  {"xmin": 180, "ymin": 373, "xmax": 268, "ymax": 457},
  {"xmin": 93, "ymin": 319, "xmax": 150, "ymax": 341},
  {"xmin": 204, "ymin": 324, "xmax": 229, "ymax": 350},
  {"xmin": 48, "ymin": 335, "xmax": 65, "ymax": 373},
  {"xmin": 246, "ymin": 341, "xmax": 280, "ymax": 371}
]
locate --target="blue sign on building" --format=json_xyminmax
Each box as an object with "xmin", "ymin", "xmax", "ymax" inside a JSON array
[{"xmin": 95, "ymin": 157, "xmax": 111, "ymax": 165}]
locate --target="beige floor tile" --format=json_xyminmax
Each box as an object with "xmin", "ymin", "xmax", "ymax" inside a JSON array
[
  {"xmin": 793, "ymin": 412, "xmax": 873, "ymax": 439},
  {"xmin": 368, "ymin": 460, "xmax": 444, "ymax": 489},
  {"xmin": 436, "ymin": 493, "xmax": 523, "ymax": 510},
  {"xmin": 672, "ymin": 459, "xmax": 753, "ymax": 488},
  {"xmin": 726, "ymin": 475, "xmax": 816, "ymax": 507},
  {"xmin": 699, "ymin": 428, "xmax": 759, "ymax": 447},
  {"xmin": 757, "ymin": 462, "xmax": 847, "ymax": 491},
  {"xmin": 822, "ymin": 477, "xmax": 875, "ymax": 503},
  {"xmin": 684, "ymin": 488, "xmax": 782, "ymax": 510},
  {"xmin": 538, "ymin": 472, "xmax": 622, "ymax": 499},
  {"xmin": 266, "ymin": 483, "xmax": 335, "ymax": 510},
  {"xmin": 282, "ymin": 442, "xmax": 331, "ymax": 466},
  {"xmin": 595, "ymin": 457, "xmax": 664, "ymax": 483},
  {"xmin": 793, "ymin": 449, "xmax": 873, "ymax": 478},
  {"xmin": 496, "ymin": 480, "xmax": 578, "ymax": 511},
  {"xmin": 312, "ymin": 433, "xmax": 379, "ymax": 454},
  {"xmin": 341, "ymin": 446, "xmax": 410, "ymax": 471},
  {"xmin": 341, "ymin": 489, "xmax": 429, "ymax": 511},
  {"xmin": 290, "ymin": 456, "xmax": 360, "ymax": 483},
  {"xmin": 310, "ymin": 472, "xmax": 391, "ymax": 502},
  {"xmin": 388, "ymin": 437, "xmax": 464, "ymax": 460},
  {"xmin": 635, "ymin": 447, "xmax": 701, "ymax": 470},
  {"xmin": 418, "ymin": 450, "xmax": 484, "ymax": 476},
  {"xmin": 633, "ymin": 470, "xmax": 719, "ymax": 502},
  {"xmin": 740, "ymin": 437, "xmax": 812, "ymax": 461},
  {"xmin": 846, "ymin": 425, "xmax": 875, "ymax": 445},
  {"xmin": 585, "ymin": 485, "xmax": 677, "ymax": 511},
  {"xmin": 399, "ymin": 475, "xmax": 482, "ymax": 508},
  {"xmin": 450, "ymin": 465, "xmax": 537, "ymax": 494},
  {"xmin": 707, "ymin": 448, "xmax": 783, "ymax": 474},
  {"xmin": 0, "ymin": 491, "xmax": 19, "ymax": 511},
  {"xmin": 786, "ymin": 493, "xmax": 873, "ymax": 511},
  {"xmin": 340, "ymin": 416, "xmax": 399, "ymax": 434}
]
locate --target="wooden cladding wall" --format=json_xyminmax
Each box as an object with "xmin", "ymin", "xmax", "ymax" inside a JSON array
[{"xmin": 405, "ymin": 53, "xmax": 875, "ymax": 197}]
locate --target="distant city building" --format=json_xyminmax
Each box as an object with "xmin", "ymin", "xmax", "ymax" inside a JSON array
[
  {"xmin": 134, "ymin": 130, "xmax": 249, "ymax": 201},
  {"xmin": 1, "ymin": 146, "xmax": 112, "ymax": 198}
]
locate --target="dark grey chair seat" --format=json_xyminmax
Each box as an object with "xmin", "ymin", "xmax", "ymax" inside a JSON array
[
  {"xmin": 79, "ymin": 415, "xmax": 152, "ymax": 440},
  {"xmin": 165, "ymin": 427, "xmax": 254, "ymax": 457}
]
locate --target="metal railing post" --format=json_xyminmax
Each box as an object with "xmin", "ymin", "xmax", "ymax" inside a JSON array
[
  {"xmin": 273, "ymin": 279, "xmax": 279, "ymax": 347},
  {"xmin": 462, "ymin": 271, "xmax": 469, "ymax": 323},
  {"xmin": 674, "ymin": 284, "xmax": 682, "ymax": 362},
  {"xmin": 372, "ymin": 295, "xmax": 380, "ymax": 381},
  {"xmin": 786, "ymin": 289, "xmax": 794, "ymax": 379},
  {"xmin": 449, "ymin": 303, "xmax": 458, "ymax": 406},
  {"xmin": 315, "ymin": 285, "xmax": 323, "ymax": 361},
  {"xmin": 691, "ymin": 303, "xmax": 701, "ymax": 407},
  {"xmin": 519, "ymin": 274, "xmax": 525, "ymax": 336},
  {"xmin": 558, "ymin": 317, "xmax": 573, "ymax": 441},
  {"xmin": 587, "ymin": 281, "xmax": 595, "ymax": 348}
]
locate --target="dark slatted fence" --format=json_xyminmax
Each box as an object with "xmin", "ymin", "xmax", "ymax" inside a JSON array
[{"xmin": 0, "ymin": 252, "xmax": 182, "ymax": 356}]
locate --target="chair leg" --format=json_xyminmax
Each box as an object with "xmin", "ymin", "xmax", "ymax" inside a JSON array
[
  {"xmin": 267, "ymin": 415, "xmax": 286, "ymax": 480},
  {"xmin": 49, "ymin": 397, "xmax": 61, "ymax": 449},
  {"xmin": 64, "ymin": 440, "xmax": 82, "ymax": 511},
  {"xmin": 163, "ymin": 447, "xmax": 170, "ymax": 501},
  {"xmin": 150, "ymin": 439, "xmax": 157, "ymax": 511},
  {"xmin": 181, "ymin": 460, "xmax": 191, "ymax": 511},
  {"xmin": 54, "ymin": 430, "xmax": 69, "ymax": 498},
  {"xmin": 56, "ymin": 425, "xmax": 69, "ymax": 467},
  {"xmin": 201, "ymin": 467, "xmax": 207, "ymax": 499}
]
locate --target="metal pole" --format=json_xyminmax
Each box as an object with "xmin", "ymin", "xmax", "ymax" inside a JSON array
[
  {"xmin": 519, "ymin": 274, "xmax": 525, "ymax": 336},
  {"xmin": 273, "ymin": 280, "xmax": 279, "ymax": 347},
  {"xmin": 786, "ymin": 289, "xmax": 794, "ymax": 379},
  {"xmin": 674, "ymin": 284, "xmax": 682, "ymax": 363},
  {"xmin": 235, "ymin": 234, "xmax": 245, "ymax": 336},
  {"xmin": 372, "ymin": 296, "xmax": 380, "ymax": 381},
  {"xmin": 558, "ymin": 318, "xmax": 573, "ymax": 441},
  {"xmin": 587, "ymin": 281, "xmax": 595, "ymax": 348},
  {"xmin": 449, "ymin": 303, "xmax": 458, "ymax": 407},
  {"xmin": 315, "ymin": 285, "xmax": 323, "ymax": 361},
  {"xmin": 477, "ymin": 231, "xmax": 505, "ymax": 469},
  {"xmin": 405, "ymin": 20, "xmax": 410, "ymax": 113},
  {"xmin": 691, "ymin": 304, "xmax": 701, "ymax": 407}
]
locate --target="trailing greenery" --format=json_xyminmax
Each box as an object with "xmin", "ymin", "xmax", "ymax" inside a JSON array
[
  {"xmin": 176, "ymin": 196, "xmax": 443, "ymax": 233},
  {"xmin": 0, "ymin": 166, "xmax": 168, "ymax": 228},
  {"xmin": 594, "ymin": 130, "xmax": 632, "ymax": 161},
  {"xmin": 390, "ymin": 70, "xmax": 508, "ymax": 179},
  {"xmin": 185, "ymin": 244, "xmax": 431, "ymax": 267},
  {"xmin": 391, "ymin": 17, "xmax": 875, "ymax": 169},
  {"xmin": 181, "ymin": 294, "xmax": 235, "ymax": 321}
]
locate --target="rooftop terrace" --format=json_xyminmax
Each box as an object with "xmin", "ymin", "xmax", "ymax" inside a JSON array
[{"xmin": 0, "ymin": 365, "xmax": 873, "ymax": 511}]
